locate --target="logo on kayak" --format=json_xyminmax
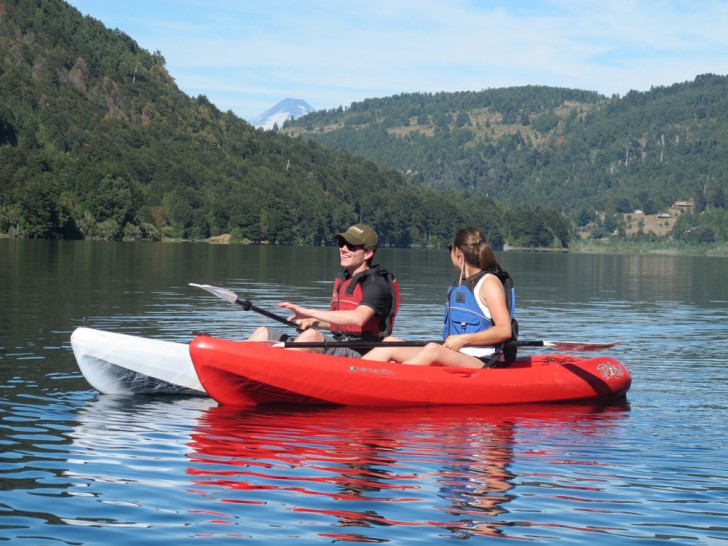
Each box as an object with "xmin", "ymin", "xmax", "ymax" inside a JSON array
[
  {"xmin": 597, "ymin": 361, "xmax": 625, "ymax": 380},
  {"xmin": 348, "ymin": 365, "xmax": 395, "ymax": 376}
]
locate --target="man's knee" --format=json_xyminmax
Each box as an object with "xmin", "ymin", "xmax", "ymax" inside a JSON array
[
  {"xmin": 248, "ymin": 327, "xmax": 270, "ymax": 341},
  {"xmin": 248, "ymin": 327, "xmax": 290, "ymax": 342},
  {"xmin": 296, "ymin": 329, "xmax": 324, "ymax": 342}
]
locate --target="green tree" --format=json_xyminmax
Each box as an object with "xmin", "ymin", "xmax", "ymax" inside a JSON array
[
  {"xmin": 14, "ymin": 173, "xmax": 61, "ymax": 238},
  {"xmin": 704, "ymin": 178, "xmax": 725, "ymax": 209}
]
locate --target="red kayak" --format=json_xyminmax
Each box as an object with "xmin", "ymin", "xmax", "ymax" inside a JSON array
[{"xmin": 189, "ymin": 335, "xmax": 631, "ymax": 407}]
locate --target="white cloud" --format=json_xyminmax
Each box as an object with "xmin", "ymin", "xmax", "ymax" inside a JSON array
[{"xmin": 68, "ymin": 0, "xmax": 728, "ymax": 120}]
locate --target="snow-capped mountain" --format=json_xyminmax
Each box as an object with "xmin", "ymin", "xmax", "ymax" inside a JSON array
[{"xmin": 251, "ymin": 98, "xmax": 316, "ymax": 130}]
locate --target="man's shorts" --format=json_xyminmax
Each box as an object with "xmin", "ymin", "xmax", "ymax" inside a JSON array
[{"xmin": 262, "ymin": 327, "xmax": 362, "ymax": 358}]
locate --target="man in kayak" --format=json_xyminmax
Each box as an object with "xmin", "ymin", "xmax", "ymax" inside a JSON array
[
  {"xmin": 362, "ymin": 226, "xmax": 515, "ymax": 368},
  {"xmin": 248, "ymin": 223, "xmax": 399, "ymax": 357}
]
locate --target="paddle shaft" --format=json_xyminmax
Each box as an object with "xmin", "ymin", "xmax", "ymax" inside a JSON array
[
  {"xmin": 236, "ymin": 299, "xmax": 304, "ymax": 332},
  {"xmin": 280, "ymin": 339, "xmax": 619, "ymax": 352}
]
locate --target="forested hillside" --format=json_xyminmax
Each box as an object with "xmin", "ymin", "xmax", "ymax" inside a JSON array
[
  {"xmin": 2, "ymin": 0, "xmax": 537, "ymax": 249},
  {"xmin": 285, "ymin": 78, "xmax": 728, "ymax": 245},
  {"xmin": 1, "ymin": 0, "xmax": 725, "ymax": 249}
]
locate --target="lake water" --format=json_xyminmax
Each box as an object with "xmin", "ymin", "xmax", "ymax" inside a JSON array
[{"xmin": 1, "ymin": 239, "xmax": 727, "ymax": 544}]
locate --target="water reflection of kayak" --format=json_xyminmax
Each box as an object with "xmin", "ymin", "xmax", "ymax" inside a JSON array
[
  {"xmin": 187, "ymin": 401, "xmax": 630, "ymax": 539},
  {"xmin": 190, "ymin": 335, "xmax": 632, "ymax": 406}
]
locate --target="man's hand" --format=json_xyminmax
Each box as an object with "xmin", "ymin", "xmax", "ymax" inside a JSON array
[
  {"xmin": 278, "ymin": 302, "xmax": 310, "ymax": 319},
  {"xmin": 278, "ymin": 302, "xmax": 320, "ymax": 329},
  {"xmin": 295, "ymin": 317, "xmax": 319, "ymax": 330}
]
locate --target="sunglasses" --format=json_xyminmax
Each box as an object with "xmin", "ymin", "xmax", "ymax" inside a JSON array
[
  {"xmin": 338, "ymin": 240, "xmax": 365, "ymax": 251},
  {"xmin": 448, "ymin": 244, "xmax": 456, "ymax": 253}
]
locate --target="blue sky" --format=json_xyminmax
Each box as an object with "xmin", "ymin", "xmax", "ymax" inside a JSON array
[{"xmin": 66, "ymin": 0, "xmax": 728, "ymax": 122}]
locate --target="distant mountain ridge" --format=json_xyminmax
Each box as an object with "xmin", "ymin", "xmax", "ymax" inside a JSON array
[
  {"xmin": 283, "ymin": 78, "xmax": 728, "ymax": 219},
  {"xmin": 251, "ymin": 98, "xmax": 316, "ymax": 130}
]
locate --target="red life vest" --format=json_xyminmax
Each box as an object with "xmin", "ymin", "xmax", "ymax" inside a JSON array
[{"xmin": 330, "ymin": 265, "xmax": 400, "ymax": 340}]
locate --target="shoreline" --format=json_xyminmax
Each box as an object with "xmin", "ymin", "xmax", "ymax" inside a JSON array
[
  {"xmin": 3, "ymin": 234, "xmax": 727, "ymax": 257},
  {"xmin": 567, "ymin": 240, "xmax": 728, "ymax": 257}
]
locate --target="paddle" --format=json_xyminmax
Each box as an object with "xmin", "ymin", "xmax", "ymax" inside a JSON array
[
  {"xmin": 190, "ymin": 283, "xmax": 620, "ymax": 352},
  {"xmin": 276, "ymin": 339, "xmax": 620, "ymax": 352},
  {"xmin": 189, "ymin": 283, "xmax": 303, "ymax": 332}
]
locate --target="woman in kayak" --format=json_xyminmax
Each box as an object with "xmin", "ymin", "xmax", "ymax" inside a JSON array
[{"xmin": 363, "ymin": 226, "xmax": 513, "ymax": 368}]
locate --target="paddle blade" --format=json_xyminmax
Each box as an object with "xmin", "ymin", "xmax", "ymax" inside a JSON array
[
  {"xmin": 189, "ymin": 283, "xmax": 239, "ymax": 304},
  {"xmin": 542, "ymin": 340, "xmax": 620, "ymax": 352}
]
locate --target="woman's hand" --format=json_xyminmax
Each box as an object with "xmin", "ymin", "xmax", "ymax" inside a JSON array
[{"xmin": 443, "ymin": 334, "xmax": 470, "ymax": 352}]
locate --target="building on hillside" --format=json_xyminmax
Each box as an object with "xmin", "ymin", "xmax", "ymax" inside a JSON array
[{"xmin": 672, "ymin": 200, "xmax": 694, "ymax": 208}]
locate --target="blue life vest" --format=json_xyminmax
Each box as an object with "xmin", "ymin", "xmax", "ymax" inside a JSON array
[{"xmin": 442, "ymin": 269, "xmax": 518, "ymax": 366}]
